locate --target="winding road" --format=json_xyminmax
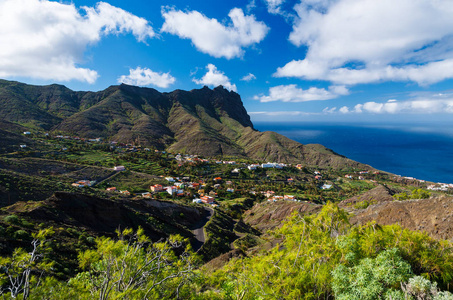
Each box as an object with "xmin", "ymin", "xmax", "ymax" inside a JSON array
[{"xmin": 192, "ymin": 207, "xmax": 214, "ymax": 251}]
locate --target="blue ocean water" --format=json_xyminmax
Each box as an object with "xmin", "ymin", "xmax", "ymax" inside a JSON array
[{"xmin": 254, "ymin": 122, "xmax": 453, "ymax": 184}]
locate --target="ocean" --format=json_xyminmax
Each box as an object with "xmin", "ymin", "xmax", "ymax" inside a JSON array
[{"xmin": 254, "ymin": 122, "xmax": 453, "ymax": 184}]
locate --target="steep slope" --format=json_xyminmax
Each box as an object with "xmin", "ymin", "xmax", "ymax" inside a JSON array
[
  {"xmin": 54, "ymin": 85, "xmax": 175, "ymax": 149},
  {"xmin": 0, "ymin": 79, "xmax": 371, "ymax": 168},
  {"xmin": 3, "ymin": 192, "xmax": 206, "ymax": 243},
  {"xmin": 243, "ymin": 200, "xmax": 321, "ymax": 232},
  {"xmin": 0, "ymin": 120, "xmax": 41, "ymax": 153},
  {"xmin": 351, "ymin": 195, "xmax": 453, "ymax": 240},
  {"xmin": 339, "ymin": 185, "xmax": 396, "ymax": 207}
]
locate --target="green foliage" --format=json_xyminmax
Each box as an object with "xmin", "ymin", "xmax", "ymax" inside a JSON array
[
  {"xmin": 394, "ymin": 188, "xmax": 431, "ymax": 200},
  {"xmin": 68, "ymin": 228, "xmax": 198, "ymax": 299},
  {"xmin": 3, "ymin": 214, "xmax": 20, "ymax": 225},
  {"xmin": 202, "ymin": 203, "xmax": 453, "ymax": 299},
  {"xmin": 403, "ymin": 275, "xmax": 438, "ymax": 299},
  {"xmin": 204, "ymin": 202, "xmax": 349, "ymax": 299},
  {"xmin": 13, "ymin": 229, "xmax": 31, "ymax": 240},
  {"xmin": 0, "ymin": 228, "xmax": 54, "ymax": 299},
  {"xmin": 400, "ymin": 275, "xmax": 453, "ymax": 299},
  {"xmin": 353, "ymin": 199, "xmax": 377, "ymax": 209},
  {"xmin": 331, "ymin": 248, "xmax": 412, "ymax": 299}
]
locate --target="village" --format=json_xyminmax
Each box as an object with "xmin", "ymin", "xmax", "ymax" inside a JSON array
[{"xmin": 18, "ymin": 130, "xmax": 452, "ymax": 207}]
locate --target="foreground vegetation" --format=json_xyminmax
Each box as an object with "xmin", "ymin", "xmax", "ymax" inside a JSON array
[
  {"xmin": 2, "ymin": 128, "xmax": 452, "ymax": 299},
  {"xmin": 2, "ymin": 203, "xmax": 453, "ymax": 299}
]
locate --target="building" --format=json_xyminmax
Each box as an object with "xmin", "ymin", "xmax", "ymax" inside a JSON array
[
  {"xmin": 200, "ymin": 196, "xmax": 215, "ymax": 204},
  {"xmin": 72, "ymin": 180, "xmax": 94, "ymax": 187},
  {"xmin": 265, "ymin": 191, "xmax": 275, "ymax": 198},
  {"xmin": 321, "ymin": 184, "xmax": 332, "ymax": 190},
  {"xmin": 150, "ymin": 184, "xmax": 163, "ymax": 192},
  {"xmin": 165, "ymin": 186, "xmax": 183, "ymax": 195}
]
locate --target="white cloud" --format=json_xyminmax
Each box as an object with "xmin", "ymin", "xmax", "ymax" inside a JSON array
[
  {"xmin": 161, "ymin": 7, "xmax": 269, "ymax": 59},
  {"xmin": 249, "ymin": 111, "xmax": 316, "ymax": 116},
  {"xmin": 118, "ymin": 67, "xmax": 175, "ymax": 88},
  {"xmin": 0, "ymin": 0, "xmax": 154, "ymax": 83},
  {"xmin": 254, "ymin": 84, "xmax": 349, "ymax": 102},
  {"xmin": 264, "ymin": 0, "xmax": 286, "ymax": 14},
  {"xmin": 332, "ymin": 93, "xmax": 453, "ymax": 114},
  {"xmin": 353, "ymin": 104, "xmax": 363, "ymax": 113},
  {"xmin": 241, "ymin": 73, "xmax": 256, "ymax": 81},
  {"xmin": 193, "ymin": 64, "xmax": 237, "ymax": 92},
  {"xmin": 276, "ymin": 0, "xmax": 453, "ymax": 85},
  {"xmin": 339, "ymin": 106, "xmax": 349, "ymax": 114},
  {"xmin": 323, "ymin": 107, "xmax": 337, "ymax": 114}
]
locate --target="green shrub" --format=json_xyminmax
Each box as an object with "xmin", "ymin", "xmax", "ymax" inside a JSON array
[
  {"xmin": 353, "ymin": 199, "xmax": 377, "ymax": 209},
  {"xmin": 3, "ymin": 214, "xmax": 20, "ymax": 225},
  {"xmin": 13, "ymin": 229, "xmax": 30, "ymax": 240},
  {"xmin": 393, "ymin": 189, "xmax": 431, "ymax": 201}
]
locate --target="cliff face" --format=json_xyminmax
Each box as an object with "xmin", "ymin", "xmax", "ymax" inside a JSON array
[{"xmin": 0, "ymin": 79, "xmax": 370, "ymax": 168}]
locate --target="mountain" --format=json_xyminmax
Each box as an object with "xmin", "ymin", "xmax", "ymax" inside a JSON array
[{"xmin": 0, "ymin": 79, "xmax": 369, "ymax": 169}]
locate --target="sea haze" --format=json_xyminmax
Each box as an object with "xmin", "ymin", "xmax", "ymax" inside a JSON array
[{"xmin": 254, "ymin": 122, "xmax": 453, "ymax": 184}]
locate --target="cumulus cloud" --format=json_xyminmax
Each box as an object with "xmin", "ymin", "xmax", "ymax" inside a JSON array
[
  {"xmin": 254, "ymin": 84, "xmax": 349, "ymax": 102},
  {"xmin": 330, "ymin": 93, "xmax": 453, "ymax": 114},
  {"xmin": 161, "ymin": 7, "xmax": 269, "ymax": 59},
  {"xmin": 276, "ymin": 0, "xmax": 453, "ymax": 85},
  {"xmin": 339, "ymin": 106, "xmax": 349, "ymax": 114},
  {"xmin": 193, "ymin": 64, "xmax": 237, "ymax": 91},
  {"xmin": 264, "ymin": 0, "xmax": 286, "ymax": 14},
  {"xmin": 241, "ymin": 73, "xmax": 257, "ymax": 81},
  {"xmin": 0, "ymin": 0, "xmax": 154, "ymax": 83},
  {"xmin": 118, "ymin": 67, "xmax": 175, "ymax": 88}
]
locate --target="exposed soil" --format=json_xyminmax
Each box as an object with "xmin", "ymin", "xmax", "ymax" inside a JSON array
[
  {"xmin": 244, "ymin": 200, "xmax": 321, "ymax": 232},
  {"xmin": 203, "ymin": 249, "xmax": 246, "ymax": 272},
  {"xmin": 351, "ymin": 195, "xmax": 453, "ymax": 241},
  {"xmin": 339, "ymin": 185, "xmax": 396, "ymax": 208}
]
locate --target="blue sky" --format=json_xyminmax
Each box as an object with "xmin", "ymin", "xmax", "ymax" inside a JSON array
[{"xmin": 2, "ymin": 0, "xmax": 453, "ymax": 123}]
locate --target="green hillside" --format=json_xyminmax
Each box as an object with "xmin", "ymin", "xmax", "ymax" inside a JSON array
[{"xmin": 0, "ymin": 79, "xmax": 369, "ymax": 169}]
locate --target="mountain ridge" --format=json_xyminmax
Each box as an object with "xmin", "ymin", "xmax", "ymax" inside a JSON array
[{"xmin": 0, "ymin": 79, "xmax": 369, "ymax": 169}]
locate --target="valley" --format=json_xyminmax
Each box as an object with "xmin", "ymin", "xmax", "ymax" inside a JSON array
[{"xmin": 1, "ymin": 82, "xmax": 453, "ymax": 299}]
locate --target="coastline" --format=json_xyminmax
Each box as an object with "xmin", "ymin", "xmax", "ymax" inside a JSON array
[{"xmin": 253, "ymin": 121, "xmax": 453, "ymax": 184}]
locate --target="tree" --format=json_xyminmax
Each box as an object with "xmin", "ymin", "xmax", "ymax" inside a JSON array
[
  {"xmin": 69, "ymin": 227, "xmax": 198, "ymax": 299},
  {"xmin": 0, "ymin": 228, "xmax": 54, "ymax": 299}
]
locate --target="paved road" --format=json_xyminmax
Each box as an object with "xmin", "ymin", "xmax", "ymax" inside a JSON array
[{"xmin": 192, "ymin": 207, "xmax": 214, "ymax": 251}]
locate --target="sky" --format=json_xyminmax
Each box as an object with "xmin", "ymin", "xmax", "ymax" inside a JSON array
[{"xmin": 2, "ymin": 0, "xmax": 453, "ymax": 123}]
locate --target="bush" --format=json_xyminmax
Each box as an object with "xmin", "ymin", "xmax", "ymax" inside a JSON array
[
  {"xmin": 3, "ymin": 214, "xmax": 20, "ymax": 225},
  {"xmin": 13, "ymin": 229, "xmax": 30, "ymax": 240},
  {"xmin": 393, "ymin": 189, "xmax": 431, "ymax": 201},
  {"xmin": 353, "ymin": 199, "xmax": 377, "ymax": 209}
]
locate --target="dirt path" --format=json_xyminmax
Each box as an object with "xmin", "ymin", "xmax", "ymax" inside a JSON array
[{"xmin": 192, "ymin": 207, "xmax": 214, "ymax": 251}]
